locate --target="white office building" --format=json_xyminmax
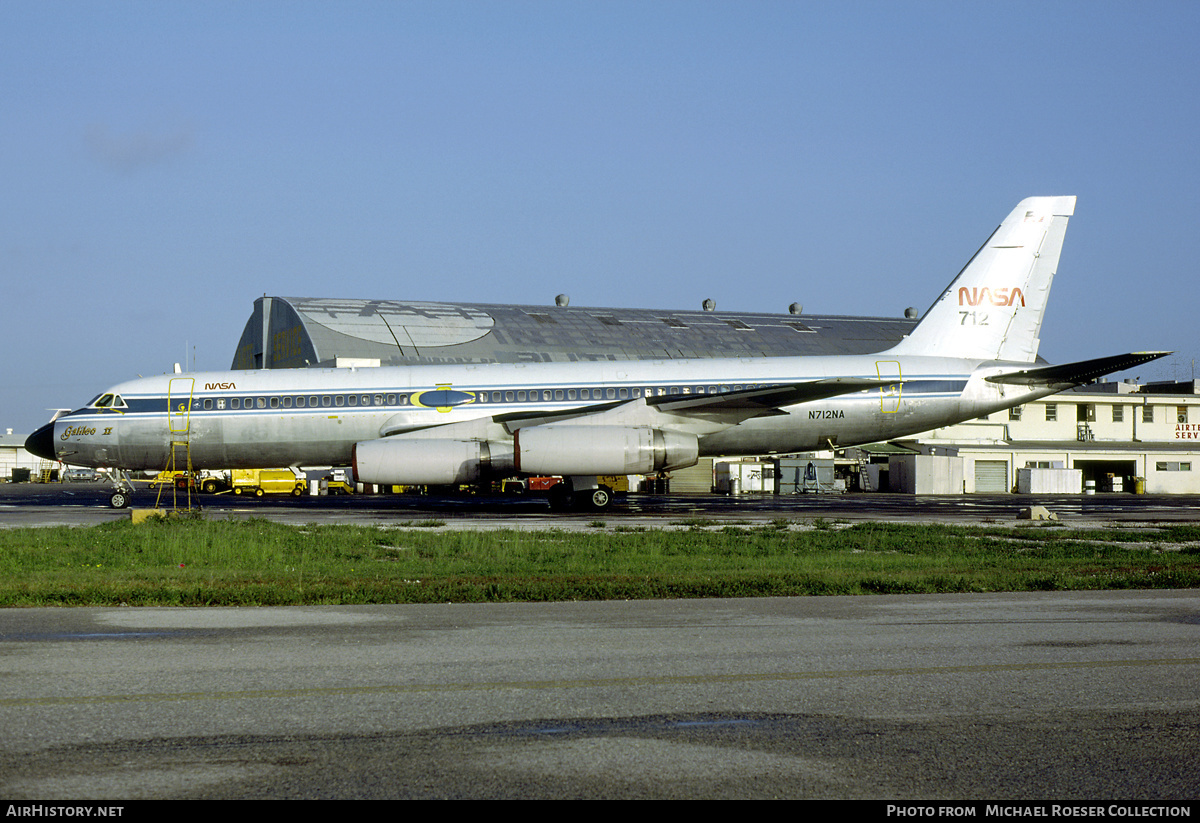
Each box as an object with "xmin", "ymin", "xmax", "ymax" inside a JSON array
[{"xmin": 893, "ymin": 380, "xmax": 1200, "ymax": 494}]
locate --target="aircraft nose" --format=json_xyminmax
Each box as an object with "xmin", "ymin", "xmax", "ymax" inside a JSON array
[{"xmin": 25, "ymin": 422, "xmax": 56, "ymax": 461}]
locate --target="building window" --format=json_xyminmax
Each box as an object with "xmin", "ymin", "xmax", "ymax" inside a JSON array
[
  {"xmin": 1112, "ymin": 405, "xmax": 1123, "ymax": 423},
  {"xmin": 1009, "ymin": 406, "xmax": 1022, "ymax": 421},
  {"xmin": 1143, "ymin": 405, "xmax": 1153, "ymax": 423},
  {"xmin": 1156, "ymin": 462, "xmax": 1192, "ymax": 472},
  {"xmin": 1045, "ymin": 404, "xmax": 1057, "ymax": 422},
  {"xmin": 1178, "ymin": 406, "xmax": 1189, "ymax": 424}
]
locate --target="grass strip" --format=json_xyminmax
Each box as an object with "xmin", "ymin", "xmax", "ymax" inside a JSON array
[{"xmin": 0, "ymin": 517, "xmax": 1198, "ymax": 606}]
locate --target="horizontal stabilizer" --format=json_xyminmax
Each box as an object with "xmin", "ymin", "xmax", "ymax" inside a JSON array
[{"xmin": 986, "ymin": 352, "xmax": 1171, "ymax": 389}]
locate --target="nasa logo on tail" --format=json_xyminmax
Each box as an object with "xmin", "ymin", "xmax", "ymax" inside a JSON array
[{"xmin": 958, "ymin": 287, "xmax": 1025, "ymax": 307}]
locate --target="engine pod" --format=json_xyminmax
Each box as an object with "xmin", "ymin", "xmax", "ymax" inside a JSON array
[
  {"xmin": 353, "ymin": 438, "xmax": 512, "ymax": 485},
  {"xmin": 515, "ymin": 425, "xmax": 698, "ymax": 476}
]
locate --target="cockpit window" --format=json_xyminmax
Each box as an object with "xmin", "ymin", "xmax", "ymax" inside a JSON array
[{"xmin": 92, "ymin": 393, "xmax": 127, "ymax": 409}]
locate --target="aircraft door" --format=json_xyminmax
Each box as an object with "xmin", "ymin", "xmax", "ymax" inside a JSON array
[
  {"xmin": 168, "ymin": 378, "xmax": 195, "ymax": 434},
  {"xmin": 876, "ymin": 361, "xmax": 902, "ymax": 413}
]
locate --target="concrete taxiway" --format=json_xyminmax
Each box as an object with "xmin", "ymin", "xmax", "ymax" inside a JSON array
[{"xmin": 1, "ymin": 592, "xmax": 1198, "ymax": 799}]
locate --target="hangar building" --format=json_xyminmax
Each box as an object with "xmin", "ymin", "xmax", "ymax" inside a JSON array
[{"xmin": 231, "ymin": 296, "xmax": 920, "ymax": 370}]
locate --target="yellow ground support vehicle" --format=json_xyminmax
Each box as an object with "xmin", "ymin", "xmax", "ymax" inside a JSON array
[
  {"xmin": 324, "ymin": 470, "xmax": 355, "ymax": 495},
  {"xmin": 231, "ymin": 469, "xmax": 306, "ymax": 497}
]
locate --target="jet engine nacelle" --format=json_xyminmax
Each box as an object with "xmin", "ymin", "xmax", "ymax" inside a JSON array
[
  {"xmin": 352, "ymin": 438, "xmax": 513, "ymax": 486},
  {"xmin": 515, "ymin": 425, "xmax": 699, "ymax": 476}
]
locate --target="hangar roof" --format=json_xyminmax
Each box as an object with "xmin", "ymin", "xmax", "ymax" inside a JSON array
[{"xmin": 232, "ymin": 296, "xmax": 920, "ymax": 370}]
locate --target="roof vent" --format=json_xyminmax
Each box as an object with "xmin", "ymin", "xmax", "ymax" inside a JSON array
[{"xmin": 555, "ymin": 294, "xmax": 570, "ymax": 307}]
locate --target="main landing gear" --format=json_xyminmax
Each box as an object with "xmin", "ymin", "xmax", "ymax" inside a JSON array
[{"xmin": 547, "ymin": 477, "xmax": 615, "ymax": 512}]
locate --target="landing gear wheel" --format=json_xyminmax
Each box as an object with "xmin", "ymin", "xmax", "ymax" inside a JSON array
[
  {"xmin": 109, "ymin": 490, "xmax": 130, "ymax": 509},
  {"xmin": 583, "ymin": 485, "xmax": 613, "ymax": 512}
]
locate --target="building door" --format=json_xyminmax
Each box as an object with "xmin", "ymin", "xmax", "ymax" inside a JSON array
[{"xmin": 974, "ymin": 460, "xmax": 1009, "ymax": 493}]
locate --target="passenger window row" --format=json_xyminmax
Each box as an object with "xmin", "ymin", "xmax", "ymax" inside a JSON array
[{"xmin": 193, "ymin": 384, "xmax": 764, "ymax": 411}]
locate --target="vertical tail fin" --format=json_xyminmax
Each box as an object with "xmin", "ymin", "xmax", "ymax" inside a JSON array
[{"xmin": 888, "ymin": 196, "xmax": 1076, "ymax": 362}]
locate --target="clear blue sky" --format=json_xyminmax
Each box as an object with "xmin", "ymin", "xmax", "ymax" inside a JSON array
[{"xmin": 3, "ymin": 1, "xmax": 1197, "ymax": 434}]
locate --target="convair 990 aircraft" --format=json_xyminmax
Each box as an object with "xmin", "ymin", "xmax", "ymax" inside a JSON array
[{"xmin": 26, "ymin": 197, "xmax": 1168, "ymax": 510}]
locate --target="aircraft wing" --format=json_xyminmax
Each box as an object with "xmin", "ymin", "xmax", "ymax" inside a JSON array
[
  {"xmin": 644, "ymin": 377, "xmax": 894, "ymax": 414},
  {"xmin": 492, "ymin": 377, "xmax": 898, "ymax": 432},
  {"xmin": 986, "ymin": 352, "xmax": 1171, "ymax": 389}
]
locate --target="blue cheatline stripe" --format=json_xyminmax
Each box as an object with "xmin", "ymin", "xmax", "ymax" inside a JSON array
[{"xmin": 76, "ymin": 376, "xmax": 972, "ymax": 417}]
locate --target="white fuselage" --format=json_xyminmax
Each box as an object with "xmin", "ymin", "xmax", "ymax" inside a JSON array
[{"xmin": 47, "ymin": 353, "xmax": 1056, "ymax": 472}]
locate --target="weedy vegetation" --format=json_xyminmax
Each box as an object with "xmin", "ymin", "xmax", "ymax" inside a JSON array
[{"xmin": 1, "ymin": 517, "xmax": 1198, "ymax": 606}]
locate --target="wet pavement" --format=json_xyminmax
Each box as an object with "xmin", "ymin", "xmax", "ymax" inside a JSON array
[{"xmin": 2, "ymin": 481, "xmax": 1199, "ymax": 530}]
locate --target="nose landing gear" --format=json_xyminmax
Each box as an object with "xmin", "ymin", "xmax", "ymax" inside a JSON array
[{"xmin": 105, "ymin": 471, "xmax": 136, "ymax": 509}]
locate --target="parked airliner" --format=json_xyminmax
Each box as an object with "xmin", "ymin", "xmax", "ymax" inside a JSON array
[{"xmin": 26, "ymin": 196, "xmax": 1167, "ymax": 509}]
